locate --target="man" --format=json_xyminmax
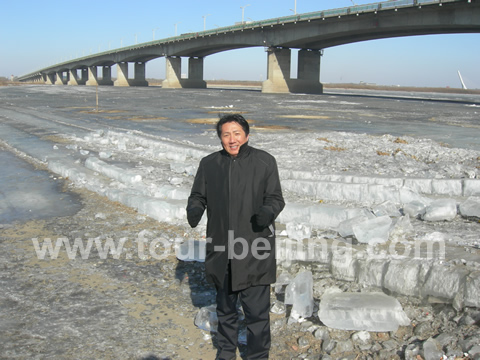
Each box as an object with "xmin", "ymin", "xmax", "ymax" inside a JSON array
[{"xmin": 187, "ymin": 114, "xmax": 285, "ymax": 360}]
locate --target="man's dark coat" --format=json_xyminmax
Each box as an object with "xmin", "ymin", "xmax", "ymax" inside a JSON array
[{"xmin": 187, "ymin": 143, "xmax": 285, "ymax": 291}]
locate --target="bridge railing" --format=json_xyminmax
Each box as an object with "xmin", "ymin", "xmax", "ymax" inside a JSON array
[{"xmin": 170, "ymin": 0, "xmax": 460, "ymax": 41}]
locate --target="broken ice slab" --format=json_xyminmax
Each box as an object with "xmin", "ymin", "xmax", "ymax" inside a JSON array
[
  {"xmin": 352, "ymin": 215, "xmax": 392, "ymax": 244},
  {"xmin": 274, "ymin": 272, "xmax": 293, "ymax": 294},
  {"xmin": 337, "ymin": 214, "xmax": 374, "ymax": 238},
  {"xmin": 286, "ymin": 222, "xmax": 312, "ymax": 241},
  {"xmin": 175, "ymin": 239, "xmax": 206, "ymax": 262},
  {"xmin": 431, "ymin": 178, "xmax": 463, "ymax": 196},
  {"xmin": 422, "ymin": 264, "xmax": 470, "ymax": 303},
  {"xmin": 85, "ymin": 156, "xmax": 142, "ymax": 185},
  {"xmin": 463, "ymin": 179, "xmax": 480, "ymax": 196},
  {"xmin": 402, "ymin": 200, "xmax": 427, "ymax": 218},
  {"xmin": 318, "ymin": 291, "xmax": 410, "ymax": 332},
  {"xmin": 194, "ymin": 304, "xmax": 217, "ymax": 332},
  {"xmin": 389, "ymin": 215, "xmax": 415, "ymax": 240},
  {"xmin": 464, "ymin": 271, "xmax": 480, "ymax": 308},
  {"xmin": 357, "ymin": 258, "xmax": 389, "ymax": 288},
  {"xmin": 371, "ymin": 200, "xmax": 402, "ymax": 217},
  {"xmin": 459, "ymin": 196, "xmax": 480, "ymax": 219},
  {"xmin": 422, "ymin": 198, "xmax": 457, "ymax": 221},
  {"xmin": 285, "ymin": 271, "xmax": 314, "ymax": 321},
  {"xmin": 383, "ymin": 259, "xmax": 431, "ymax": 297}
]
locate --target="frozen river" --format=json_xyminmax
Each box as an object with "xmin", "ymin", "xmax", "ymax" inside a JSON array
[{"xmin": 0, "ymin": 85, "xmax": 479, "ymax": 254}]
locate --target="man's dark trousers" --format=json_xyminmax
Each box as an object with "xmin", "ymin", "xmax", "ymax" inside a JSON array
[{"xmin": 215, "ymin": 266, "xmax": 271, "ymax": 360}]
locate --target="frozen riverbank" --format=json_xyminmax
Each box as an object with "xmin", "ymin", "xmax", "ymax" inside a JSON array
[{"xmin": 1, "ymin": 85, "xmax": 479, "ymax": 359}]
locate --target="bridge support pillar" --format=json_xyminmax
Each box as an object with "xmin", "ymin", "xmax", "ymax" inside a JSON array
[
  {"xmin": 86, "ymin": 66, "xmax": 99, "ymax": 86},
  {"xmin": 87, "ymin": 66, "xmax": 113, "ymax": 86},
  {"xmin": 115, "ymin": 63, "xmax": 129, "ymax": 86},
  {"xmin": 184, "ymin": 57, "xmax": 207, "ymax": 88},
  {"xmin": 162, "ymin": 56, "xmax": 182, "ymax": 88},
  {"xmin": 100, "ymin": 66, "xmax": 114, "ymax": 85},
  {"xmin": 262, "ymin": 48, "xmax": 323, "ymax": 94},
  {"xmin": 262, "ymin": 48, "xmax": 291, "ymax": 93},
  {"xmin": 162, "ymin": 56, "xmax": 206, "ymax": 89},
  {"xmin": 114, "ymin": 62, "xmax": 148, "ymax": 86},
  {"xmin": 45, "ymin": 73, "xmax": 54, "ymax": 85},
  {"xmin": 133, "ymin": 62, "xmax": 148, "ymax": 86},
  {"xmin": 68, "ymin": 69, "xmax": 87, "ymax": 85},
  {"xmin": 293, "ymin": 49, "xmax": 323, "ymax": 94},
  {"xmin": 54, "ymin": 71, "xmax": 67, "ymax": 85}
]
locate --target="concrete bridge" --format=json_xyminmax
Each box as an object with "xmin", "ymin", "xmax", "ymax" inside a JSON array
[{"xmin": 18, "ymin": 0, "xmax": 480, "ymax": 94}]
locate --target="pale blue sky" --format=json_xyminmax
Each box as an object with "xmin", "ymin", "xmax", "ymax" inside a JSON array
[{"xmin": 1, "ymin": 0, "xmax": 479, "ymax": 88}]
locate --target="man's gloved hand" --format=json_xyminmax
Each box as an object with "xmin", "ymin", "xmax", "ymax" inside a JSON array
[
  {"xmin": 255, "ymin": 206, "xmax": 274, "ymax": 229},
  {"xmin": 187, "ymin": 207, "xmax": 204, "ymax": 228}
]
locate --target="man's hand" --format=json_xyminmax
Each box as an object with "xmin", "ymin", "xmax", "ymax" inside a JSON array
[
  {"xmin": 187, "ymin": 207, "xmax": 204, "ymax": 228},
  {"xmin": 255, "ymin": 206, "xmax": 274, "ymax": 229}
]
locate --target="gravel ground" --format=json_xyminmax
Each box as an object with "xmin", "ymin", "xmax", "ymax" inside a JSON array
[{"xmin": 2, "ymin": 183, "xmax": 480, "ymax": 360}]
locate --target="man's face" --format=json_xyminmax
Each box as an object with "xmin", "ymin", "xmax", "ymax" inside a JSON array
[{"xmin": 220, "ymin": 121, "xmax": 249, "ymax": 157}]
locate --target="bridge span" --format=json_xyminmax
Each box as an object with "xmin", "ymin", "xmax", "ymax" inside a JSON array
[{"xmin": 18, "ymin": 0, "xmax": 480, "ymax": 94}]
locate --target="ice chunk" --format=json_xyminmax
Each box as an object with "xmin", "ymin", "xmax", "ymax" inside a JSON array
[
  {"xmin": 423, "ymin": 264, "xmax": 470, "ymax": 302},
  {"xmin": 285, "ymin": 271, "xmax": 314, "ymax": 322},
  {"xmin": 383, "ymin": 259, "xmax": 429, "ymax": 297},
  {"xmin": 337, "ymin": 215, "xmax": 371, "ymax": 238},
  {"xmin": 403, "ymin": 200, "xmax": 427, "ymax": 218},
  {"xmin": 464, "ymin": 271, "xmax": 480, "ymax": 308},
  {"xmin": 352, "ymin": 330, "xmax": 371, "ymax": 345},
  {"xmin": 352, "ymin": 215, "xmax": 392, "ymax": 244},
  {"xmin": 85, "ymin": 157, "xmax": 142, "ymax": 185},
  {"xmin": 431, "ymin": 179, "xmax": 463, "ymax": 196},
  {"xmin": 364, "ymin": 184, "xmax": 401, "ymax": 204},
  {"xmin": 99, "ymin": 151, "xmax": 112, "ymax": 159},
  {"xmin": 371, "ymin": 200, "xmax": 401, "ymax": 217},
  {"xmin": 270, "ymin": 300, "xmax": 286, "ymax": 315},
  {"xmin": 286, "ymin": 222, "xmax": 311, "ymax": 241},
  {"xmin": 318, "ymin": 291, "xmax": 410, "ymax": 332},
  {"xmin": 278, "ymin": 203, "xmax": 366, "ymax": 230},
  {"xmin": 404, "ymin": 178, "xmax": 432, "ymax": 195},
  {"xmin": 169, "ymin": 177, "xmax": 183, "ymax": 186},
  {"xmin": 464, "ymin": 179, "xmax": 480, "ymax": 196},
  {"xmin": 357, "ymin": 259, "xmax": 388, "ymax": 288},
  {"xmin": 389, "ymin": 215, "xmax": 414, "ymax": 240},
  {"xmin": 170, "ymin": 162, "xmax": 197, "ymax": 176},
  {"xmin": 422, "ymin": 199, "xmax": 457, "ymax": 221},
  {"xmin": 194, "ymin": 305, "xmax": 217, "ymax": 332},
  {"xmin": 330, "ymin": 248, "xmax": 357, "ymax": 282},
  {"xmin": 274, "ymin": 272, "xmax": 293, "ymax": 294},
  {"xmin": 459, "ymin": 196, "xmax": 480, "ymax": 219},
  {"xmin": 399, "ymin": 187, "xmax": 431, "ymax": 206}
]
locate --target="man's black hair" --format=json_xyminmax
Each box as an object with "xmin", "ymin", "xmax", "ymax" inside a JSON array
[{"xmin": 216, "ymin": 114, "xmax": 250, "ymax": 138}]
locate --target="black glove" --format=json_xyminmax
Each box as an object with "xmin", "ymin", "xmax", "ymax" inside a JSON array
[
  {"xmin": 255, "ymin": 206, "xmax": 274, "ymax": 229},
  {"xmin": 187, "ymin": 207, "xmax": 204, "ymax": 228}
]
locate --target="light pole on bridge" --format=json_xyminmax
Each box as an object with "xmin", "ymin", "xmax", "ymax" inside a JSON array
[
  {"xmin": 290, "ymin": 0, "xmax": 297, "ymax": 15},
  {"xmin": 202, "ymin": 14, "xmax": 211, "ymax": 31},
  {"xmin": 152, "ymin": 28, "xmax": 159, "ymax": 40},
  {"xmin": 240, "ymin": 4, "xmax": 250, "ymax": 24},
  {"xmin": 174, "ymin": 22, "xmax": 181, "ymax": 36}
]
